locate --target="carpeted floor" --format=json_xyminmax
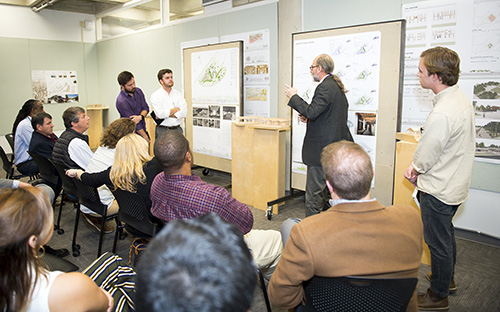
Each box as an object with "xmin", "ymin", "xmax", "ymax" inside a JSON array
[{"xmin": 41, "ymin": 168, "xmax": 500, "ymax": 311}]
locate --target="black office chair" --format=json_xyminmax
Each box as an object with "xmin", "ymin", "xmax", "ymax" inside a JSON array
[
  {"xmin": 41, "ymin": 253, "xmax": 79, "ymax": 272},
  {"xmin": 51, "ymin": 161, "xmax": 80, "ymax": 236},
  {"xmin": 298, "ymin": 276, "xmax": 418, "ymax": 312},
  {"xmin": 0, "ymin": 145, "xmax": 37, "ymax": 180},
  {"xmin": 29, "ymin": 153, "xmax": 64, "ymax": 233},
  {"xmin": 111, "ymin": 188, "xmax": 163, "ymax": 240},
  {"xmin": 257, "ymin": 268, "xmax": 272, "ymax": 312},
  {"xmin": 5, "ymin": 133, "xmax": 14, "ymax": 162},
  {"xmin": 71, "ymin": 177, "xmax": 122, "ymax": 258}
]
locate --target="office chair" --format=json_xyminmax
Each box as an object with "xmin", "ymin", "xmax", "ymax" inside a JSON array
[
  {"xmin": 29, "ymin": 153, "xmax": 64, "ymax": 233},
  {"xmin": 257, "ymin": 268, "xmax": 272, "ymax": 312},
  {"xmin": 299, "ymin": 276, "xmax": 418, "ymax": 312},
  {"xmin": 72, "ymin": 177, "xmax": 122, "ymax": 258},
  {"xmin": 51, "ymin": 161, "xmax": 80, "ymax": 236},
  {"xmin": 5, "ymin": 133, "xmax": 14, "ymax": 162},
  {"xmin": 111, "ymin": 188, "xmax": 163, "ymax": 240}
]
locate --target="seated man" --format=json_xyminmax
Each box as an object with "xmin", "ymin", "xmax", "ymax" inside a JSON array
[
  {"xmin": 150, "ymin": 131, "xmax": 282, "ymax": 279},
  {"xmin": 268, "ymin": 141, "xmax": 423, "ymax": 311},
  {"xmin": 52, "ymin": 106, "xmax": 93, "ymax": 170},
  {"xmin": 29, "ymin": 112, "xmax": 58, "ymax": 160},
  {"xmin": 12, "ymin": 99, "xmax": 44, "ymax": 175},
  {"xmin": 136, "ymin": 213, "xmax": 257, "ymax": 312}
]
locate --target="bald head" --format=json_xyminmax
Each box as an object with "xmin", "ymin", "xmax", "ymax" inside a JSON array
[{"xmin": 320, "ymin": 141, "xmax": 373, "ymax": 200}]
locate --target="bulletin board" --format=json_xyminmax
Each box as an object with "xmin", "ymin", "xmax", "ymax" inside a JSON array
[
  {"xmin": 291, "ymin": 20, "xmax": 406, "ymax": 205},
  {"xmin": 183, "ymin": 41, "xmax": 244, "ymax": 173}
]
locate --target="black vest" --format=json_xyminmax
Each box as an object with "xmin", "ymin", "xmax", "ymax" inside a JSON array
[{"xmin": 52, "ymin": 128, "xmax": 89, "ymax": 169}]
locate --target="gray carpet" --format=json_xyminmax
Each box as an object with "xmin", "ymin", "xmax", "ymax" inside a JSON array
[{"xmin": 42, "ymin": 168, "xmax": 500, "ymax": 311}]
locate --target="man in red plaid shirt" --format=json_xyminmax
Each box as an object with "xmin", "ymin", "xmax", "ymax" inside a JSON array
[{"xmin": 151, "ymin": 131, "xmax": 282, "ymax": 279}]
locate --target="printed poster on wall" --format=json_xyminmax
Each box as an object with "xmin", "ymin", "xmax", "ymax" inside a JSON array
[
  {"xmin": 291, "ymin": 31, "xmax": 382, "ymax": 174},
  {"xmin": 31, "ymin": 70, "xmax": 79, "ymax": 104},
  {"xmin": 402, "ymin": 0, "xmax": 500, "ymax": 161},
  {"xmin": 221, "ymin": 29, "xmax": 271, "ymax": 117}
]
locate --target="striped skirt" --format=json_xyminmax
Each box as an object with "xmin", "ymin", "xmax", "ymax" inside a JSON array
[{"xmin": 83, "ymin": 252, "xmax": 136, "ymax": 312}]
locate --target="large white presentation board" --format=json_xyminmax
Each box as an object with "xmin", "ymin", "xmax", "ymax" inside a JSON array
[
  {"xmin": 183, "ymin": 41, "xmax": 243, "ymax": 173},
  {"xmin": 291, "ymin": 20, "xmax": 406, "ymax": 206}
]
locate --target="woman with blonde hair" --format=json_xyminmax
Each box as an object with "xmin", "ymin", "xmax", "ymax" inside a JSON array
[
  {"xmin": 82, "ymin": 118, "xmax": 136, "ymax": 233},
  {"xmin": 0, "ymin": 187, "xmax": 113, "ymax": 312},
  {"xmin": 67, "ymin": 133, "xmax": 162, "ymax": 233}
]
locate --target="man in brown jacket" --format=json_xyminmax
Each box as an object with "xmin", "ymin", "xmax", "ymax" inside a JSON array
[{"xmin": 268, "ymin": 141, "xmax": 423, "ymax": 311}]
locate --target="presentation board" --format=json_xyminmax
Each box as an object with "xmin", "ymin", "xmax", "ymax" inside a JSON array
[
  {"xmin": 291, "ymin": 20, "xmax": 406, "ymax": 206},
  {"xmin": 183, "ymin": 41, "xmax": 243, "ymax": 173}
]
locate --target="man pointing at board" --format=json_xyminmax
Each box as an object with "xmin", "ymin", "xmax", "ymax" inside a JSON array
[{"xmin": 285, "ymin": 54, "xmax": 353, "ymax": 217}]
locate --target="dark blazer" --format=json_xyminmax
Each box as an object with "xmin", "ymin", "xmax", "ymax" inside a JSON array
[
  {"xmin": 288, "ymin": 75, "xmax": 353, "ymax": 166},
  {"xmin": 29, "ymin": 131, "xmax": 58, "ymax": 160}
]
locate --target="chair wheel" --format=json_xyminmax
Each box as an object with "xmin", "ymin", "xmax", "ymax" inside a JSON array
[
  {"xmin": 57, "ymin": 228, "xmax": 64, "ymax": 235},
  {"xmin": 202, "ymin": 168, "xmax": 210, "ymax": 176},
  {"xmin": 72, "ymin": 250, "xmax": 80, "ymax": 257},
  {"xmin": 266, "ymin": 207, "xmax": 273, "ymax": 220}
]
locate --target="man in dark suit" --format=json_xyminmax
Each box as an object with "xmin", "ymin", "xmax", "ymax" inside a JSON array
[
  {"xmin": 285, "ymin": 54, "xmax": 353, "ymax": 217},
  {"xmin": 29, "ymin": 112, "xmax": 58, "ymax": 160}
]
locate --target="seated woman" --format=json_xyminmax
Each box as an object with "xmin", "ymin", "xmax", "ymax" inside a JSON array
[
  {"xmin": 81, "ymin": 118, "xmax": 136, "ymax": 233},
  {"xmin": 67, "ymin": 133, "xmax": 162, "ymax": 234},
  {"xmin": 0, "ymin": 187, "xmax": 114, "ymax": 312}
]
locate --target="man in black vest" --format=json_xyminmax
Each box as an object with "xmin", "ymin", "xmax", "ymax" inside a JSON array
[
  {"xmin": 52, "ymin": 107, "xmax": 113, "ymax": 233},
  {"xmin": 52, "ymin": 107, "xmax": 93, "ymax": 170},
  {"xmin": 285, "ymin": 54, "xmax": 353, "ymax": 217}
]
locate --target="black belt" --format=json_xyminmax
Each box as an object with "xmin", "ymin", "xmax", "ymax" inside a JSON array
[{"xmin": 158, "ymin": 125, "xmax": 180, "ymax": 130}]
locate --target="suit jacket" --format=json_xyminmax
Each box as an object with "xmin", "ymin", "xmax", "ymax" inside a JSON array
[
  {"xmin": 268, "ymin": 200, "xmax": 423, "ymax": 311},
  {"xmin": 288, "ymin": 75, "xmax": 353, "ymax": 166},
  {"xmin": 29, "ymin": 131, "xmax": 58, "ymax": 160}
]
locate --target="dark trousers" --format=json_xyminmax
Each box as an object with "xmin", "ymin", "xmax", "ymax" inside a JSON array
[
  {"xmin": 155, "ymin": 125, "xmax": 183, "ymax": 139},
  {"xmin": 418, "ymin": 191, "xmax": 459, "ymax": 298},
  {"xmin": 16, "ymin": 159, "xmax": 39, "ymax": 176},
  {"xmin": 305, "ymin": 165, "xmax": 330, "ymax": 217}
]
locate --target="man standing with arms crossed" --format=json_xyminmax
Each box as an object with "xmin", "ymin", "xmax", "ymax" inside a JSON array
[
  {"xmin": 116, "ymin": 71, "xmax": 150, "ymax": 143},
  {"xmin": 285, "ymin": 54, "xmax": 353, "ymax": 217},
  {"xmin": 405, "ymin": 47, "xmax": 475, "ymax": 311},
  {"xmin": 150, "ymin": 69, "xmax": 187, "ymax": 138}
]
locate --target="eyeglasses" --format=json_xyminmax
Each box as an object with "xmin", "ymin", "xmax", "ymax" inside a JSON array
[{"xmin": 309, "ymin": 65, "xmax": 319, "ymax": 70}]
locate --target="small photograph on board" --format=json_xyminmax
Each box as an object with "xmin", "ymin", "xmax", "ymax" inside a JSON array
[
  {"xmin": 209, "ymin": 105, "xmax": 221, "ymax": 118},
  {"xmin": 223, "ymin": 106, "xmax": 237, "ymax": 120},
  {"xmin": 193, "ymin": 106, "xmax": 209, "ymax": 118},
  {"xmin": 356, "ymin": 112, "xmax": 376, "ymax": 136}
]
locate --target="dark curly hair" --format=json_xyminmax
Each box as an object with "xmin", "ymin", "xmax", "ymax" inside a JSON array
[{"xmin": 100, "ymin": 118, "xmax": 136, "ymax": 149}]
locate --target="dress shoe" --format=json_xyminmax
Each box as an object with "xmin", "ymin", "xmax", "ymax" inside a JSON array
[
  {"xmin": 82, "ymin": 214, "xmax": 114, "ymax": 234},
  {"xmin": 418, "ymin": 288, "xmax": 449, "ymax": 311},
  {"xmin": 426, "ymin": 271, "xmax": 457, "ymax": 293},
  {"xmin": 42, "ymin": 244, "xmax": 69, "ymax": 258}
]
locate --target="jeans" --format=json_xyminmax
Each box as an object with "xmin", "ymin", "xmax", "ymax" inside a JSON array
[
  {"xmin": 418, "ymin": 191, "xmax": 459, "ymax": 298},
  {"xmin": 305, "ymin": 166, "xmax": 330, "ymax": 217}
]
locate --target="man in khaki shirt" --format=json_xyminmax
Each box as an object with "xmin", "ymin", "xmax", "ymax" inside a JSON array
[{"xmin": 405, "ymin": 47, "xmax": 475, "ymax": 311}]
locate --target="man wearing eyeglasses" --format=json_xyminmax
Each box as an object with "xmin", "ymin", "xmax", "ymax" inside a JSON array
[{"xmin": 285, "ymin": 54, "xmax": 353, "ymax": 217}]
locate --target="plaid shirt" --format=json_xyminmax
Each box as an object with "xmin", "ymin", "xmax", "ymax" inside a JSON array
[{"xmin": 150, "ymin": 173, "xmax": 253, "ymax": 234}]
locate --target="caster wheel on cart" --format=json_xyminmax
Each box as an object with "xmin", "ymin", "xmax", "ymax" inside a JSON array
[{"xmin": 266, "ymin": 207, "xmax": 273, "ymax": 220}]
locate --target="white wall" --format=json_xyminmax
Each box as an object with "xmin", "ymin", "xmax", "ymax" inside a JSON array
[{"xmin": 0, "ymin": 4, "xmax": 96, "ymax": 43}]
